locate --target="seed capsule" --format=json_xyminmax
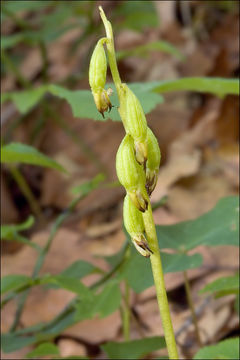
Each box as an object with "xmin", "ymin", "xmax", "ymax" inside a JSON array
[
  {"xmin": 116, "ymin": 134, "xmax": 148, "ymax": 212},
  {"xmin": 89, "ymin": 39, "xmax": 112, "ymax": 117},
  {"xmin": 145, "ymin": 127, "xmax": 161, "ymax": 195},
  {"xmin": 119, "ymin": 84, "xmax": 148, "ymax": 165},
  {"xmin": 123, "ymin": 195, "xmax": 153, "ymax": 257}
]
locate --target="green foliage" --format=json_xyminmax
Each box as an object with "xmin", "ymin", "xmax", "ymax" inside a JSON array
[
  {"xmin": 1, "ymin": 2, "xmax": 82, "ymax": 46},
  {"xmin": 101, "ymin": 336, "xmax": 166, "ymax": 359},
  {"xmin": 156, "ymin": 196, "xmax": 239, "ymax": 252},
  {"xmin": 116, "ymin": 41, "xmax": 184, "ymax": 61},
  {"xmin": 115, "ymin": 1, "xmax": 159, "ymax": 31},
  {"xmin": 119, "ymin": 247, "xmax": 202, "ymax": 293},
  {"xmin": 75, "ymin": 281, "xmax": 122, "ymax": 320},
  {"xmin": 25, "ymin": 342, "xmax": 60, "ymax": 359},
  {"xmin": 40, "ymin": 275, "xmax": 93, "ymax": 299},
  {"xmin": 60, "ymin": 260, "xmax": 98, "ymax": 279},
  {"xmin": 194, "ymin": 337, "xmax": 239, "ymax": 359},
  {"xmin": 1, "ymin": 83, "xmax": 163, "ymax": 121},
  {"xmin": 200, "ymin": 274, "xmax": 239, "ymax": 297},
  {"xmin": 1, "ymin": 86, "xmax": 48, "ymax": 113},
  {"xmin": 0, "ymin": 216, "xmax": 39, "ymax": 250},
  {"xmin": 1, "ymin": 275, "xmax": 32, "ymax": 295},
  {"xmin": 1, "ymin": 34, "xmax": 26, "ymax": 50},
  {"xmin": 153, "ymin": 77, "xmax": 239, "ymax": 97},
  {"xmin": 2, "ymin": 78, "xmax": 238, "ymax": 122},
  {"xmin": 235, "ymin": 294, "xmax": 239, "ymax": 315},
  {"xmin": 2, "ymin": 0, "xmax": 48, "ymax": 15},
  {"xmin": 1, "ymin": 333, "xmax": 37, "ymax": 353},
  {"xmin": 1, "ymin": 142, "xmax": 65, "ymax": 172},
  {"xmin": 71, "ymin": 173, "xmax": 105, "ymax": 195}
]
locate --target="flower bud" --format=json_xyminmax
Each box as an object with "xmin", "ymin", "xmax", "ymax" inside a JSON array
[
  {"xmin": 89, "ymin": 39, "xmax": 112, "ymax": 117},
  {"xmin": 145, "ymin": 127, "xmax": 161, "ymax": 195},
  {"xmin": 120, "ymin": 84, "xmax": 148, "ymax": 165},
  {"xmin": 116, "ymin": 134, "xmax": 148, "ymax": 212},
  {"xmin": 123, "ymin": 195, "xmax": 153, "ymax": 257}
]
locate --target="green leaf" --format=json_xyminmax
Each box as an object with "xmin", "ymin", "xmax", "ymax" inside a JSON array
[
  {"xmin": 1, "ymin": 274, "xmax": 31, "ymax": 295},
  {"xmin": 2, "ymin": 1, "xmax": 49, "ymax": 15},
  {"xmin": 92, "ymin": 282, "xmax": 122, "ymax": 318},
  {"xmin": 193, "ymin": 337, "xmax": 239, "ymax": 359},
  {"xmin": 116, "ymin": 41, "xmax": 184, "ymax": 61},
  {"xmin": 60, "ymin": 260, "xmax": 97, "ymax": 279},
  {"xmin": 71, "ymin": 173, "xmax": 105, "ymax": 195},
  {"xmin": 1, "ymin": 333, "xmax": 37, "ymax": 353},
  {"xmin": 48, "ymin": 83, "xmax": 163, "ymax": 121},
  {"xmin": 25, "ymin": 342, "xmax": 60, "ymax": 359},
  {"xmin": 40, "ymin": 275, "xmax": 93, "ymax": 299},
  {"xmin": 101, "ymin": 336, "xmax": 166, "ymax": 359},
  {"xmin": 1, "ymin": 142, "xmax": 65, "ymax": 172},
  {"xmin": 234, "ymin": 294, "xmax": 239, "ymax": 315},
  {"xmin": 0, "ymin": 216, "xmax": 39, "ymax": 250},
  {"xmin": 200, "ymin": 274, "xmax": 239, "ymax": 296},
  {"xmin": 116, "ymin": 1, "xmax": 159, "ymax": 31},
  {"xmin": 156, "ymin": 196, "xmax": 239, "ymax": 252},
  {"xmin": 2, "ymin": 83, "xmax": 163, "ymax": 121},
  {"xmin": 75, "ymin": 281, "xmax": 121, "ymax": 320},
  {"xmin": 153, "ymin": 77, "xmax": 239, "ymax": 97},
  {"xmin": 1, "ymin": 34, "xmax": 25, "ymax": 50},
  {"xmin": 1, "ymin": 215, "xmax": 34, "ymax": 234},
  {"xmin": 1, "ymin": 86, "xmax": 48, "ymax": 113},
  {"xmin": 121, "ymin": 246, "xmax": 202, "ymax": 293},
  {"xmin": 3, "ymin": 78, "xmax": 238, "ymax": 121},
  {"xmin": 57, "ymin": 357, "xmax": 88, "ymax": 360}
]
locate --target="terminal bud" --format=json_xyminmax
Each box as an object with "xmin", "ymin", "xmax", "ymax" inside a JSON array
[{"xmin": 89, "ymin": 39, "xmax": 112, "ymax": 117}]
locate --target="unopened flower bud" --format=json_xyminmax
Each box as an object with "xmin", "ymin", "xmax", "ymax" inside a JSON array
[
  {"xmin": 128, "ymin": 189, "xmax": 148, "ymax": 213},
  {"xmin": 116, "ymin": 134, "xmax": 148, "ymax": 212},
  {"xmin": 145, "ymin": 127, "xmax": 161, "ymax": 195},
  {"xmin": 89, "ymin": 39, "xmax": 112, "ymax": 117},
  {"xmin": 123, "ymin": 195, "xmax": 153, "ymax": 257},
  {"xmin": 135, "ymin": 140, "xmax": 148, "ymax": 167},
  {"xmin": 119, "ymin": 84, "xmax": 147, "ymax": 165}
]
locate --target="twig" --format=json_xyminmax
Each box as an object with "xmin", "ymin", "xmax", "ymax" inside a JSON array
[
  {"xmin": 9, "ymin": 165, "xmax": 43, "ymax": 220},
  {"xmin": 10, "ymin": 193, "xmax": 86, "ymax": 331},
  {"xmin": 183, "ymin": 270, "xmax": 202, "ymax": 346},
  {"xmin": 122, "ymin": 280, "xmax": 131, "ymax": 341}
]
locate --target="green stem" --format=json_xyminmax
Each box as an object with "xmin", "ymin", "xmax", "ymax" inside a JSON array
[
  {"xmin": 1, "ymin": 50, "xmax": 31, "ymax": 89},
  {"xmin": 10, "ymin": 194, "xmax": 85, "ymax": 331},
  {"xmin": 9, "ymin": 165, "xmax": 43, "ymax": 220},
  {"xmin": 99, "ymin": 6, "xmax": 122, "ymax": 95},
  {"xmin": 142, "ymin": 201, "xmax": 179, "ymax": 359},
  {"xmin": 183, "ymin": 270, "xmax": 202, "ymax": 346},
  {"xmin": 39, "ymin": 41, "xmax": 48, "ymax": 82},
  {"xmin": 122, "ymin": 280, "xmax": 131, "ymax": 341}
]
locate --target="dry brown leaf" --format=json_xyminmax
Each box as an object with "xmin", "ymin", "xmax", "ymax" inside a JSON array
[
  {"xmin": 152, "ymin": 99, "xmax": 221, "ymax": 203},
  {"xmin": 58, "ymin": 339, "xmax": 87, "ymax": 358},
  {"xmin": 62, "ymin": 312, "xmax": 121, "ymax": 343}
]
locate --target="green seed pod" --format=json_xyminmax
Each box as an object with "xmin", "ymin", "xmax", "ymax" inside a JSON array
[
  {"xmin": 89, "ymin": 39, "xmax": 112, "ymax": 117},
  {"xmin": 116, "ymin": 134, "xmax": 148, "ymax": 212},
  {"xmin": 120, "ymin": 84, "xmax": 148, "ymax": 165},
  {"xmin": 123, "ymin": 195, "xmax": 153, "ymax": 257},
  {"xmin": 146, "ymin": 127, "xmax": 161, "ymax": 195}
]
